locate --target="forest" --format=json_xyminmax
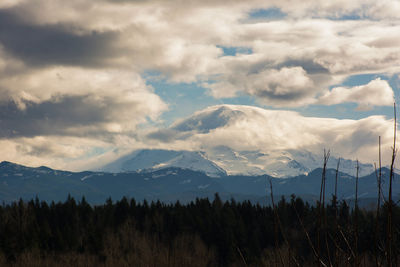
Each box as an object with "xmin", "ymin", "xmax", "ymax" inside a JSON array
[{"xmin": 0, "ymin": 193, "xmax": 398, "ymax": 267}]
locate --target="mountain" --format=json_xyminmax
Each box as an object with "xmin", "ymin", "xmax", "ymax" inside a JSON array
[
  {"xmin": 206, "ymin": 146, "xmax": 374, "ymax": 177},
  {"xmin": 102, "ymin": 146, "xmax": 374, "ymax": 178},
  {"xmin": 102, "ymin": 149, "xmax": 227, "ymax": 177},
  {"xmin": 170, "ymin": 105, "xmax": 244, "ymax": 133},
  {"xmin": 0, "ymin": 161, "xmax": 225, "ymax": 204},
  {"xmin": 141, "ymin": 104, "xmax": 375, "ymax": 178},
  {"xmin": 1, "ymin": 161, "xmax": 398, "ymax": 206}
]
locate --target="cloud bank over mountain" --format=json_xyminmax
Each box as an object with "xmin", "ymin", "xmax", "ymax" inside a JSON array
[
  {"xmin": 0, "ymin": 0, "xmax": 398, "ymax": 170},
  {"xmin": 146, "ymin": 105, "xmax": 394, "ymax": 164}
]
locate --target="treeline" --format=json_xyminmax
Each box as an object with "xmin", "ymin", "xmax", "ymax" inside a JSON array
[{"xmin": 0, "ymin": 194, "xmax": 398, "ymax": 266}]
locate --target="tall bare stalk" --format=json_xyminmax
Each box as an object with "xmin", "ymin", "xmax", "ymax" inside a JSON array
[
  {"xmin": 269, "ymin": 180, "xmax": 300, "ymax": 267},
  {"xmin": 318, "ymin": 149, "xmax": 330, "ymax": 265},
  {"xmin": 374, "ymin": 136, "xmax": 382, "ymax": 267},
  {"xmin": 379, "ymin": 136, "xmax": 382, "ymax": 211},
  {"xmin": 323, "ymin": 151, "xmax": 332, "ymax": 265},
  {"xmin": 269, "ymin": 180, "xmax": 284, "ymax": 267},
  {"xmin": 293, "ymin": 204, "xmax": 327, "ymax": 267},
  {"xmin": 236, "ymin": 246, "xmax": 248, "ymax": 267},
  {"xmin": 334, "ymin": 158, "xmax": 340, "ymax": 267},
  {"xmin": 334, "ymin": 158, "xmax": 340, "ymax": 218},
  {"xmin": 387, "ymin": 102, "xmax": 397, "ymax": 267},
  {"xmin": 354, "ymin": 160, "xmax": 359, "ymax": 267}
]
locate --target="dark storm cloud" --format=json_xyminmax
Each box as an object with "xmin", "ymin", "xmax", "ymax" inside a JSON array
[
  {"xmin": 0, "ymin": 10, "xmax": 119, "ymax": 67},
  {"xmin": 0, "ymin": 96, "xmax": 122, "ymax": 138}
]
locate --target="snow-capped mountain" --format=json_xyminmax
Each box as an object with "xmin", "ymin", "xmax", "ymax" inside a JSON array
[
  {"xmin": 102, "ymin": 105, "xmax": 376, "ymax": 177},
  {"xmin": 142, "ymin": 104, "xmax": 376, "ymax": 177},
  {"xmin": 207, "ymin": 146, "xmax": 321, "ymax": 177},
  {"xmin": 170, "ymin": 105, "xmax": 245, "ymax": 133},
  {"xmin": 102, "ymin": 147, "xmax": 373, "ymax": 178},
  {"xmin": 102, "ymin": 149, "xmax": 227, "ymax": 177}
]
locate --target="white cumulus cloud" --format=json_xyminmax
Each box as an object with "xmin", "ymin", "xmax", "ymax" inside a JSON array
[{"xmin": 318, "ymin": 78, "xmax": 394, "ymax": 110}]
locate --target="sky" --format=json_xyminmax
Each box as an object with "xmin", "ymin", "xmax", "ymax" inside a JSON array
[{"xmin": 0, "ymin": 0, "xmax": 399, "ymax": 170}]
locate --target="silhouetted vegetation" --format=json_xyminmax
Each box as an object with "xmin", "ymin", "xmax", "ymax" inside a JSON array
[{"xmin": 0, "ymin": 194, "xmax": 398, "ymax": 266}]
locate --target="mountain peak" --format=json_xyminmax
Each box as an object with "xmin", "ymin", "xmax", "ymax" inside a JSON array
[
  {"xmin": 0, "ymin": 161, "xmax": 21, "ymax": 168},
  {"xmin": 0, "ymin": 161, "xmax": 12, "ymax": 165},
  {"xmin": 171, "ymin": 104, "xmax": 247, "ymax": 134}
]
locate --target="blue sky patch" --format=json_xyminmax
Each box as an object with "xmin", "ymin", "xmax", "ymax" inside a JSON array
[
  {"xmin": 217, "ymin": 46, "xmax": 253, "ymax": 56},
  {"xmin": 248, "ymin": 7, "xmax": 286, "ymax": 20}
]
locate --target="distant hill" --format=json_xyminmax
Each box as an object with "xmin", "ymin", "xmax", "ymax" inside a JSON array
[{"xmin": 1, "ymin": 161, "xmax": 398, "ymax": 205}]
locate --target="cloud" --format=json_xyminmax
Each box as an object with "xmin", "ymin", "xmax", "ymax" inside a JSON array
[
  {"xmin": 0, "ymin": 136, "xmax": 123, "ymax": 171},
  {"xmin": 1, "ymin": 95, "xmax": 139, "ymax": 138},
  {"xmin": 146, "ymin": 105, "xmax": 395, "ymax": 163},
  {"xmin": 3, "ymin": 104, "xmax": 395, "ymax": 170},
  {"xmin": 266, "ymin": 0, "xmax": 400, "ymax": 20},
  {"xmin": 318, "ymin": 78, "xmax": 394, "ymax": 110},
  {"xmin": 0, "ymin": 67, "xmax": 167, "ymax": 138},
  {"xmin": 207, "ymin": 67, "xmax": 316, "ymax": 107},
  {"xmin": 8, "ymin": 0, "xmax": 400, "ymax": 26},
  {"xmin": 1, "ymin": 1, "xmax": 399, "ymax": 90},
  {"xmin": 0, "ymin": 10, "xmax": 124, "ymax": 68},
  {"xmin": 202, "ymin": 19, "xmax": 400, "ymax": 105},
  {"xmin": 0, "ymin": 0, "xmax": 400, "ymax": 170}
]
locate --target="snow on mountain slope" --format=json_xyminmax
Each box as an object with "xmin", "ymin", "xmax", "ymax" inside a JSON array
[
  {"xmin": 146, "ymin": 104, "xmax": 377, "ymax": 177},
  {"xmin": 102, "ymin": 149, "xmax": 227, "ymax": 177},
  {"xmin": 206, "ymin": 146, "xmax": 373, "ymax": 177},
  {"xmin": 102, "ymin": 146, "xmax": 373, "ymax": 178}
]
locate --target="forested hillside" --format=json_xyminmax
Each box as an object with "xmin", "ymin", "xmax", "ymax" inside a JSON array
[{"xmin": 0, "ymin": 195, "xmax": 398, "ymax": 266}]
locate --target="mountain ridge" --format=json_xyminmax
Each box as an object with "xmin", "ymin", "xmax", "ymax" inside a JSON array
[{"xmin": 1, "ymin": 161, "xmax": 398, "ymax": 205}]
